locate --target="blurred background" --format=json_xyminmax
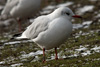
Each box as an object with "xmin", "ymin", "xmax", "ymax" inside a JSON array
[{"xmin": 0, "ymin": 0, "xmax": 100, "ymax": 67}]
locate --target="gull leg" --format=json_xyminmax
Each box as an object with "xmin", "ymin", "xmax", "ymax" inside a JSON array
[
  {"xmin": 17, "ymin": 19, "xmax": 22, "ymax": 32},
  {"xmin": 55, "ymin": 47, "xmax": 58, "ymax": 60},
  {"xmin": 43, "ymin": 48, "xmax": 46, "ymax": 63}
]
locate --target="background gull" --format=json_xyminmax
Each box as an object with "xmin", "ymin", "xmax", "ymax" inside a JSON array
[{"xmin": 1, "ymin": 0, "xmax": 42, "ymax": 32}]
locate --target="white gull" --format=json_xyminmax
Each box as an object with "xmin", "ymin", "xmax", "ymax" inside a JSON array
[{"xmin": 12, "ymin": 7, "xmax": 82, "ymax": 62}]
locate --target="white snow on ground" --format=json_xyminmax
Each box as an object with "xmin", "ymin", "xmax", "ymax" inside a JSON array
[
  {"xmin": 50, "ymin": 55, "xmax": 55, "ymax": 60},
  {"xmin": 75, "ymin": 31, "xmax": 92, "ymax": 38},
  {"xmin": 43, "ymin": 5, "xmax": 56, "ymax": 10},
  {"xmin": 75, "ymin": 47, "xmax": 87, "ymax": 51},
  {"xmin": 4, "ymin": 40, "xmax": 32, "ymax": 45},
  {"xmin": 29, "ymin": 18, "xmax": 34, "ymax": 23},
  {"xmin": 77, "ymin": 5, "xmax": 94, "ymax": 15},
  {"xmin": 75, "ymin": 46, "xmax": 91, "ymax": 56},
  {"xmin": 40, "ymin": 1, "xmax": 74, "ymax": 15},
  {"xmin": 0, "ymin": 61, "xmax": 5, "ymax": 64},
  {"xmin": 81, "ymin": 32, "xmax": 90, "ymax": 36},
  {"xmin": 74, "ymin": 45, "xmax": 100, "ymax": 57},
  {"xmin": 43, "ymin": 1, "xmax": 74, "ymax": 10},
  {"xmin": 57, "ymin": 2, "xmax": 74, "ymax": 7},
  {"xmin": 21, "ymin": 50, "xmax": 43, "ymax": 58},
  {"xmin": 11, "ymin": 63, "xmax": 23, "ymax": 67},
  {"xmin": 40, "ymin": 10, "xmax": 52, "ymax": 15},
  {"xmin": 82, "ymin": 21, "xmax": 92, "ymax": 28},
  {"xmin": 73, "ymin": 24, "xmax": 83, "ymax": 29},
  {"xmin": 73, "ymin": 21, "xmax": 92, "ymax": 29},
  {"xmin": 0, "ymin": 19, "xmax": 16, "ymax": 26},
  {"xmin": 1, "ymin": 45, "xmax": 100, "ymax": 64},
  {"xmin": 95, "ymin": 14, "xmax": 100, "ymax": 18},
  {"xmin": 4, "ymin": 41, "xmax": 21, "ymax": 44},
  {"xmin": 91, "ymin": 46, "xmax": 100, "ymax": 52},
  {"xmin": 20, "ymin": 45, "xmax": 100, "ymax": 60},
  {"xmin": 0, "ymin": 46, "xmax": 4, "ymax": 50},
  {"xmin": 0, "ymin": 20, "xmax": 10, "ymax": 26},
  {"xmin": 68, "ymin": 54, "xmax": 79, "ymax": 57},
  {"xmin": 81, "ymin": 50, "xmax": 91, "ymax": 56},
  {"xmin": 48, "ymin": 53, "xmax": 66, "ymax": 61},
  {"xmin": 82, "ymin": 21, "xmax": 92, "ymax": 26},
  {"xmin": 3, "ymin": 56, "xmax": 17, "ymax": 64},
  {"xmin": 40, "ymin": 5, "xmax": 55, "ymax": 15}
]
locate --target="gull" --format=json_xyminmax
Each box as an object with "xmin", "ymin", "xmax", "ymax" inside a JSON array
[
  {"xmin": 12, "ymin": 7, "xmax": 82, "ymax": 62},
  {"xmin": 1, "ymin": 0, "xmax": 42, "ymax": 32}
]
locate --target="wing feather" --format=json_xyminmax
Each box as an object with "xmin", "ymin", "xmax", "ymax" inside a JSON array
[{"xmin": 23, "ymin": 16, "xmax": 50, "ymax": 39}]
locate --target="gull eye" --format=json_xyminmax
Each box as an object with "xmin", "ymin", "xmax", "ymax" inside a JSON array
[{"xmin": 66, "ymin": 13, "xmax": 70, "ymax": 15}]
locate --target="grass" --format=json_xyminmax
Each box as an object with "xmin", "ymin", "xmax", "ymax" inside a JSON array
[
  {"xmin": 0, "ymin": 0, "xmax": 100, "ymax": 67},
  {"xmin": 22, "ymin": 53, "xmax": 100, "ymax": 67},
  {"xmin": 0, "ymin": 31, "xmax": 100, "ymax": 67}
]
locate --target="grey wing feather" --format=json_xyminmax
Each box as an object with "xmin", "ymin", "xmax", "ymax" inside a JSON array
[
  {"xmin": 24, "ymin": 16, "xmax": 50, "ymax": 39},
  {"xmin": 1, "ymin": 0, "xmax": 19, "ymax": 15}
]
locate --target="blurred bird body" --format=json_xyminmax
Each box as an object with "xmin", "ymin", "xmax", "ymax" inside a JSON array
[
  {"xmin": 1, "ymin": 0, "xmax": 42, "ymax": 18},
  {"xmin": 1, "ymin": 0, "xmax": 42, "ymax": 31}
]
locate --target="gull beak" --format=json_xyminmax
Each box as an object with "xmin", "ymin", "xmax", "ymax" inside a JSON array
[{"xmin": 72, "ymin": 15, "xmax": 82, "ymax": 18}]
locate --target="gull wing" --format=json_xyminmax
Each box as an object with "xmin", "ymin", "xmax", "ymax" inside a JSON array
[{"xmin": 23, "ymin": 16, "xmax": 50, "ymax": 39}]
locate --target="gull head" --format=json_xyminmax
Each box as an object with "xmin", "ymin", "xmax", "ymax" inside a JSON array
[{"xmin": 50, "ymin": 7, "xmax": 82, "ymax": 20}]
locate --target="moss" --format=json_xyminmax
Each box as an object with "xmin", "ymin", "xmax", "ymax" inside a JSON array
[
  {"xmin": 0, "ymin": 0, "xmax": 100, "ymax": 66},
  {"xmin": 21, "ymin": 53, "xmax": 100, "ymax": 67}
]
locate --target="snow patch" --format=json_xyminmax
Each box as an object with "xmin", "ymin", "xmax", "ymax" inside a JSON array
[
  {"xmin": 83, "ymin": 21, "xmax": 92, "ymax": 25},
  {"xmin": 77, "ymin": 5, "xmax": 94, "ymax": 15},
  {"xmin": 57, "ymin": 2, "xmax": 74, "ymax": 7},
  {"xmin": 43, "ymin": 5, "xmax": 56, "ymax": 10},
  {"xmin": 29, "ymin": 19, "xmax": 34, "ymax": 23},
  {"xmin": 73, "ymin": 21, "xmax": 92, "ymax": 29},
  {"xmin": 73, "ymin": 24, "xmax": 83, "ymax": 29},
  {"xmin": 21, "ymin": 50, "xmax": 43, "ymax": 58},
  {"xmin": 81, "ymin": 50, "xmax": 91, "ymax": 56},
  {"xmin": 11, "ymin": 63, "xmax": 23, "ymax": 67},
  {"xmin": 40, "ymin": 10, "xmax": 52, "ymax": 15},
  {"xmin": 68, "ymin": 54, "xmax": 79, "ymax": 57},
  {"xmin": 82, "ymin": 21, "xmax": 92, "ymax": 28},
  {"xmin": 91, "ymin": 46, "xmax": 100, "ymax": 52},
  {"xmin": 75, "ymin": 47, "xmax": 87, "ymax": 51},
  {"xmin": 4, "ymin": 40, "xmax": 32, "ymax": 45},
  {"xmin": 40, "ymin": 5, "xmax": 55, "ymax": 15},
  {"xmin": 0, "ymin": 61, "xmax": 5, "ymax": 64},
  {"xmin": 95, "ymin": 14, "xmax": 100, "ymax": 18}
]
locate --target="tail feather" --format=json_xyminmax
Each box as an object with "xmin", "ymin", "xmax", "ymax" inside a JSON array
[
  {"xmin": 10, "ymin": 32, "xmax": 22, "ymax": 40},
  {"xmin": 11, "ymin": 32, "xmax": 28, "ymax": 40},
  {"xmin": 13, "ymin": 32, "xmax": 22, "ymax": 37}
]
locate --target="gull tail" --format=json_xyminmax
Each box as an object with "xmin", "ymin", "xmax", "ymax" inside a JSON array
[{"xmin": 11, "ymin": 32, "xmax": 28, "ymax": 40}]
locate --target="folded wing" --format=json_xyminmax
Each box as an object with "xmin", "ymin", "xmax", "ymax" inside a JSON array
[{"xmin": 23, "ymin": 16, "xmax": 50, "ymax": 39}]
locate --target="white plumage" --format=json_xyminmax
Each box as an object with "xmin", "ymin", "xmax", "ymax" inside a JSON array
[
  {"xmin": 1, "ymin": 0, "xmax": 42, "ymax": 18},
  {"xmin": 13, "ymin": 7, "xmax": 82, "ymax": 61},
  {"xmin": 17, "ymin": 7, "xmax": 74, "ymax": 50}
]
